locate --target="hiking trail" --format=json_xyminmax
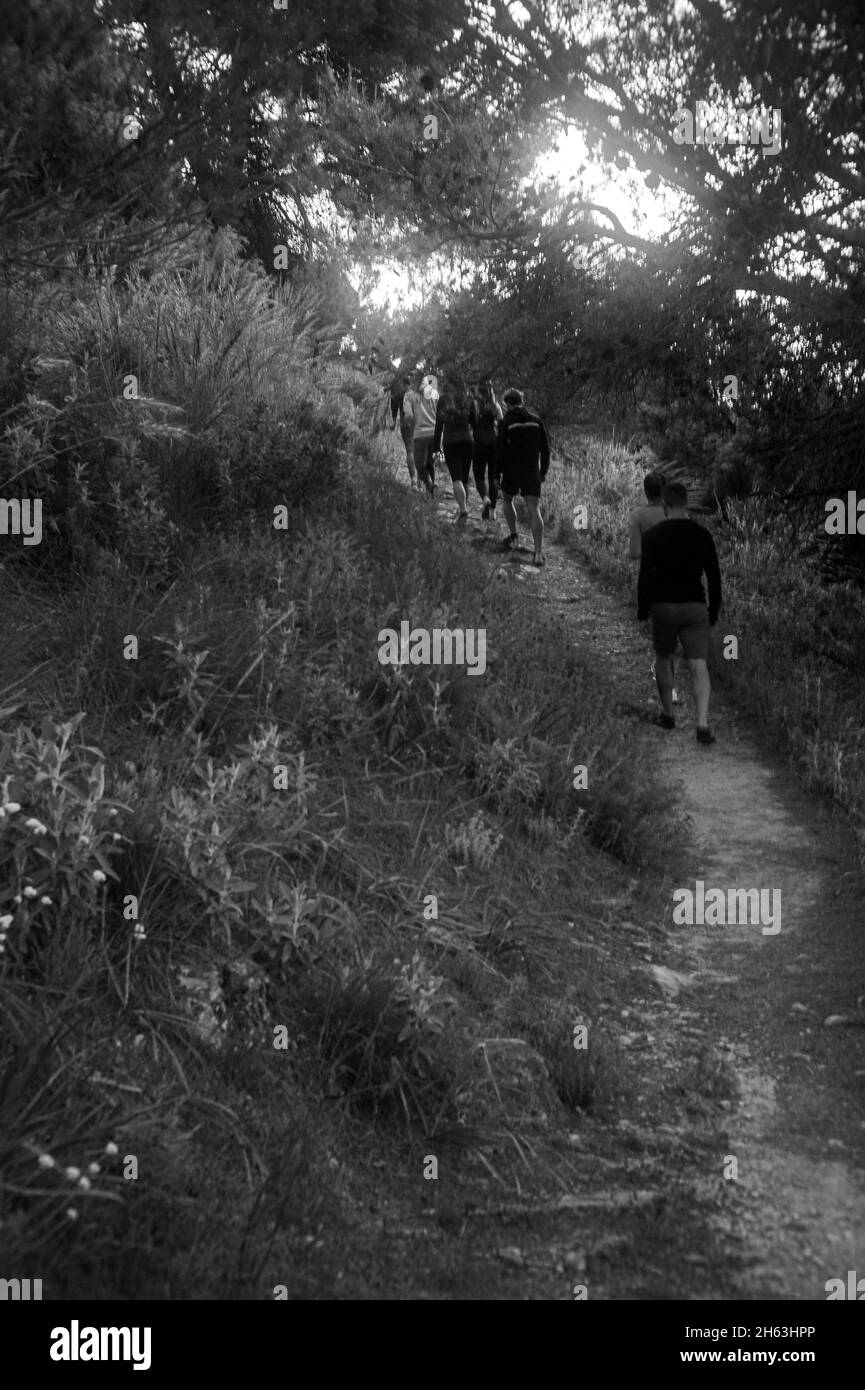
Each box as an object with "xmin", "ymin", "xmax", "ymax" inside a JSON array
[{"xmin": 397, "ymin": 486, "xmax": 865, "ymax": 1301}]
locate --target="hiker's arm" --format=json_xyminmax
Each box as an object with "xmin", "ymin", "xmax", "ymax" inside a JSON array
[
  {"xmin": 705, "ymin": 533, "xmax": 722, "ymax": 624},
  {"xmin": 433, "ymin": 408, "xmax": 443, "ymax": 453},
  {"xmin": 629, "ymin": 512, "xmax": 642, "ymax": 560},
  {"xmin": 637, "ymin": 547, "xmax": 651, "ymax": 620},
  {"xmin": 539, "ymin": 421, "xmax": 551, "ymax": 479},
  {"xmin": 494, "ymin": 425, "xmax": 506, "ymax": 480}
]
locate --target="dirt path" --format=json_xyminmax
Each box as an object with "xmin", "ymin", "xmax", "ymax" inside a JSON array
[{"xmin": 435, "ymin": 493, "xmax": 865, "ymax": 1300}]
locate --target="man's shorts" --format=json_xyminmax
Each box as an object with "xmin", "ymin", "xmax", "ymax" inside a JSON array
[
  {"xmin": 500, "ymin": 465, "xmax": 542, "ymax": 498},
  {"xmin": 650, "ymin": 602, "xmax": 710, "ymax": 659}
]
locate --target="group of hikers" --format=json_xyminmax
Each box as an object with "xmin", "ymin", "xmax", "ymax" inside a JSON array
[
  {"xmin": 390, "ymin": 369, "xmax": 551, "ymax": 567},
  {"xmin": 387, "ymin": 367, "xmax": 721, "ymax": 746}
]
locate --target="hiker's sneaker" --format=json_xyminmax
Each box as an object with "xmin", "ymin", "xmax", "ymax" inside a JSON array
[
  {"xmin": 671, "ymin": 687, "xmax": 681, "ymax": 704},
  {"xmin": 456, "ymin": 511, "xmax": 469, "ymax": 524},
  {"xmin": 502, "ymin": 533, "xmax": 518, "ymax": 551},
  {"xmin": 655, "ymin": 713, "xmax": 676, "ymax": 730},
  {"xmin": 696, "ymin": 727, "xmax": 716, "ymax": 745},
  {"xmin": 532, "ymin": 553, "xmax": 546, "ymax": 567}
]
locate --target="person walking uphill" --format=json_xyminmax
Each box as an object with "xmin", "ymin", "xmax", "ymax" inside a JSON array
[
  {"xmin": 629, "ymin": 469, "xmax": 667, "ymax": 558},
  {"xmin": 405, "ymin": 373, "xmax": 439, "ymax": 495},
  {"xmin": 390, "ymin": 371, "xmax": 420, "ymax": 490},
  {"xmin": 637, "ymin": 481, "xmax": 722, "ymax": 745},
  {"xmin": 474, "ymin": 380, "xmax": 503, "ymax": 521},
  {"xmin": 496, "ymin": 388, "xmax": 550, "ymax": 566},
  {"xmin": 630, "ymin": 469, "xmax": 680, "ymax": 706},
  {"xmin": 433, "ymin": 375, "xmax": 477, "ymax": 523}
]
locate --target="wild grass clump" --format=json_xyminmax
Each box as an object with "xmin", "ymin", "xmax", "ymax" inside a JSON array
[
  {"xmin": 299, "ymin": 952, "xmax": 457, "ymax": 1132},
  {"xmin": 0, "ymin": 227, "xmax": 377, "ymax": 579}
]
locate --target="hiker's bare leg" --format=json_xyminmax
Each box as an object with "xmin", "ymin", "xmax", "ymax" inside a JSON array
[
  {"xmin": 404, "ymin": 440, "xmax": 418, "ymax": 487},
  {"xmin": 502, "ymin": 492, "xmax": 517, "ymax": 536},
  {"xmin": 687, "ymin": 657, "xmax": 711, "ymax": 727},
  {"xmin": 654, "ymin": 653, "xmax": 675, "ymax": 718},
  {"xmin": 526, "ymin": 496, "xmax": 543, "ymax": 557}
]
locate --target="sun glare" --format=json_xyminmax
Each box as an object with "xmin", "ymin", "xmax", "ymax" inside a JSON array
[
  {"xmin": 355, "ymin": 125, "xmax": 679, "ymax": 316},
  {"xmin": 538, "ymin": 126, "xmax": 678, "ymax": 244}
]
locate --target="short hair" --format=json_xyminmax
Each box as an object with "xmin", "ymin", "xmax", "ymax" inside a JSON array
[
  {"xmin": 662, "ymin": 481, "xmax": 688, "ymax": 508},
  {"xmin": 503, "ymin": 388, "xmax": 523, "ymax": 406},
  {"xmin": 643, "ymin": 471, "xmax": 666, "ymax": 501}
]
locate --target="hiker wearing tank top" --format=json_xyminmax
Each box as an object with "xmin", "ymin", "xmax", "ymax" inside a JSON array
[
  {"xmin": 630, "ymin": 470, "xmax": 680, "ymax": 705},
  {"xmin": 473, "ymin": 380, "xmax": 503, "ymax": 521},
  {"xmin": 637, "ymin": 481, "xmax": 722, "ymax": 745}
]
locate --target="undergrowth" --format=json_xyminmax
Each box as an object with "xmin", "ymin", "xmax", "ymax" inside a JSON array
[{"xmin": 0, "ymin": 238, "xmax": 682, "ymax": 1299}]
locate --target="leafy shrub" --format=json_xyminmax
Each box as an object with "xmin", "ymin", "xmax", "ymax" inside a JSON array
[
  {"xmin": 0, "ymin": 714, "xmax": 124, "ymax": 971},
  {"xmin": 111, "ymin": 730, "xmax": 325, "ymax": 956},
  {"xmin": 209, "ymin": 393, "xmax": 353, "ymax": 525}
]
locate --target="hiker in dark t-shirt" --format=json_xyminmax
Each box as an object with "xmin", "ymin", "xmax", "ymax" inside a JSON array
[{"xmin": 637, "ymin": 481, "xmax": 722, "ymax": 745}]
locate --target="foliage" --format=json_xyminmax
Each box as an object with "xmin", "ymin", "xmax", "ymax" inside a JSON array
[{"xmin": 0, "ymin": 714, "xmax": 124, "ymax": 971}]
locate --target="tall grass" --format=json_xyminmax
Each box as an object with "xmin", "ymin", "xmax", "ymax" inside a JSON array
[{"xmin": 0, "ymin": 234, "xmax": 686, "ymax": 1297}]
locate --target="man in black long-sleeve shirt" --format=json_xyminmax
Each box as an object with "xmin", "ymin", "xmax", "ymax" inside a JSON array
[
  {"xmin": 637, "ymin": 482, "xmax": 722, "ymax": 745},
  {"xmin": 495, "ymin": 388, "xmax": 551, "ymax": 565}
]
